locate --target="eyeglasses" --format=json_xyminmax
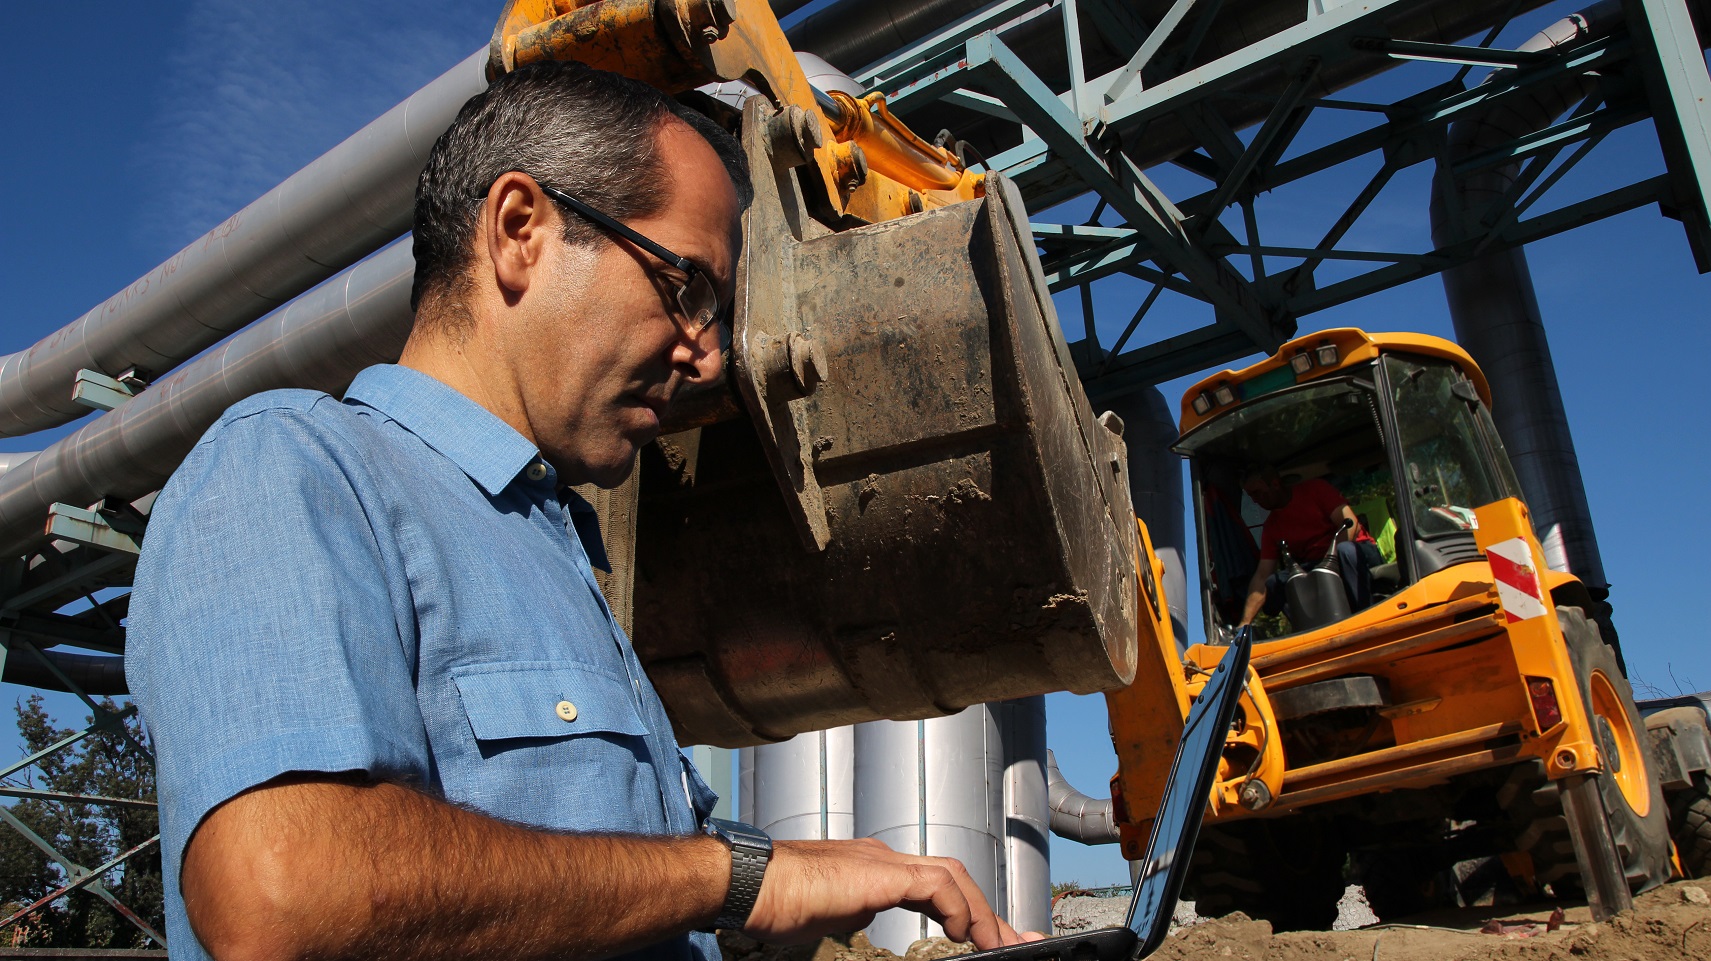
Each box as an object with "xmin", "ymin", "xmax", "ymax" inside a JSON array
[{"xmin": 536, "ymin": 182, "xmax": 723, "ymax": 338}]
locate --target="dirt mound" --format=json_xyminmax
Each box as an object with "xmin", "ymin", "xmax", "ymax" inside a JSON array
[{"xmin": 721, "ymin": 881, "xmax": 1711, "ymax": 961}]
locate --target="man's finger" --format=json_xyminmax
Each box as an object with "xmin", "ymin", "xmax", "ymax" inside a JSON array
[
  {"xmin": 898, "ymin": 863, "xmax": 975, "ymax": 943},
  {"xmin": 930, "ymin": 856, "xmax": 1008, "ymax": 949}
]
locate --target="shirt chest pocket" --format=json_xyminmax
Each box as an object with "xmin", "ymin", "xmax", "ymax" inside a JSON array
[
  {"xmin": 452, "ymin": 661, "xmax": 649, "ymax": 742},
  {"xmin": 446, "ymin": 662, "xmax": 665, "ymax": 829}
]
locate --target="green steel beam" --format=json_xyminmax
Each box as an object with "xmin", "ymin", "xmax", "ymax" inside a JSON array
[
  {"xmin": 2, "ymin": 551, "xmax": 133, "ymax": 614},
  {"xmin": 0, "ymin": 610, "xmax": 125, "ymax": 654},
  {"xmin": 1081, "ymin": 323, "xmax": 1259, "ymax": 400},
  {"xmin": 1097, "ymin": 0, "xmax": 1442, "ymax": 133},
  {"xmin": 966, "ymin": 32, "xmax": 1285, "ymax": 350},
  {"xmin": 0, "ymin": 787, "xmax": 156, "ymax": 811},
  {"xmin": 1627, "ymin": 0, "xmax": 1711, "ymax": 270},
  {"xmin": 1031, "ymin": 223, "xmax": 1138, "ymax": 243}
]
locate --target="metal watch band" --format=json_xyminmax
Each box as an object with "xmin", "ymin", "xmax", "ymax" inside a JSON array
[{"xmin": 706, "ymin": 817, "xmax": 772, "ymax": 931}]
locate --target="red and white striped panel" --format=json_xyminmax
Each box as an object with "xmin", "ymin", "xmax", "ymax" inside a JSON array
[{"xmin": 1487, "ymin": 537, "xmax": 1549, "ymax": 622}]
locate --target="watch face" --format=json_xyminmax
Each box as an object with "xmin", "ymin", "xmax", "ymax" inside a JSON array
[{"xmin": 710, "ymin": 818, "xmax": 772, "ymax": 853}]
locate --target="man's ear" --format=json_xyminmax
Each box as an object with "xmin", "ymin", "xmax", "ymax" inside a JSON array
[{"xmin": 483, "ymin": 172, "xmax": 555, "ymax": 301}]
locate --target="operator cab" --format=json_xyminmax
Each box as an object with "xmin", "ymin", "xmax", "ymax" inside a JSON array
[{"xmin": 1177, "ymin": 334, "xmax": 1522, "ymax": 643}]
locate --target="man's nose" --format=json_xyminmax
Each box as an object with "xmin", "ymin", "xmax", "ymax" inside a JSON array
[{"xmin": 675, "ymin": 323, "xmax": 726, "ymax": 387}]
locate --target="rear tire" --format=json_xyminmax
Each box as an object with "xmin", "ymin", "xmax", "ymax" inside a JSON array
[
  {"xmin": 1498, "ymin": 609, "xmax": 1671, "ymax": 897},
  {"xmin": 1558, "ymin": 607, "xmax": 1672, "ymax": 894},
  {"xmin": 1672, "ymin": 781, "xmax": 1711, "ymax": 879}
]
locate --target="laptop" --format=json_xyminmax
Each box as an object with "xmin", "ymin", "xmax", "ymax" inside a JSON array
[{"xmin": 965, "ymin": 630, "xmax": 1253, "ymax": 961}]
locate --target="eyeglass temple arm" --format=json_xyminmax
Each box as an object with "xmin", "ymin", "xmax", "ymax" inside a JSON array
[{"xmin": 540, "ymin": 184, "xmax": 695, "ymax": 275}]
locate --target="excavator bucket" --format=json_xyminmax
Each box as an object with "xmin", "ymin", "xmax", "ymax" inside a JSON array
[{"xmin": 630, "ymin": 102, "xmax": 1140, "ymax": 747}]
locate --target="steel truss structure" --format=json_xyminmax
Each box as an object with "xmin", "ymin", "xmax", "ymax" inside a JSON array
[
  {"xmin": 0, "ymin": 529, "xmax": 162, "ymax": 952},
  {"xmin": 853, "ymin": 0, "xmax": 1711, "ymax": 402},
  {"xmin": 3, "ymin": 0, "xmax": 1711, "ymax": 947}
]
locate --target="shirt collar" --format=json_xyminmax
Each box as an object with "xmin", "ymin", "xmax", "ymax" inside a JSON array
[
  {"xmin": 344, "ymin": 365, "xmax": 542, "ymax": 498},
  {"xmin": 561, "ymin": 488, "xmax": 612, "ymax": 574}
]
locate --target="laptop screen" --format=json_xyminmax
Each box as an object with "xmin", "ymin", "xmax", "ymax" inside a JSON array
[{"xmin": 1122, "ymin": 634, "xmax": 1252, "ymax": 956}]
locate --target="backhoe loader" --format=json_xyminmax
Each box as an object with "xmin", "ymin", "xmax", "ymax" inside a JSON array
[{"xmin": 1104, "ymin": 327, "xmax": 1709, "ymax": 929}]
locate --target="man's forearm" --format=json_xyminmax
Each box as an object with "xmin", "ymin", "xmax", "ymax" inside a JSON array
[
  {"xmin": 1239, "ymin": 590, "xmax": 1265, "ymax": 626},
  {"xmin": 184, "ymin": 777, "xmax": 728, "ymax": 961}
]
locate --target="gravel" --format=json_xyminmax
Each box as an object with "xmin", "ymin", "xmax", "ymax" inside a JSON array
[{"xmin": 1052, "ymin": 885, "xmax": 1379, "ymax": 937}]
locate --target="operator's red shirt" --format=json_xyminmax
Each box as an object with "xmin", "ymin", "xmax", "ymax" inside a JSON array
[{"xmin": 1258, "ymin": 477, "xmax": 1375, "ymax": 562}]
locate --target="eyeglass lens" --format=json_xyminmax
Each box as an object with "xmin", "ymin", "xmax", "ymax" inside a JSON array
[{"xmin": 677, "ymin": 271, "xmax": 720, "ymax": 333}]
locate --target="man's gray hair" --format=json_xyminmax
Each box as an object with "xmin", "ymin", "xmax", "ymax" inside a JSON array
[{"xmin": 410, "ymin": 61, "xmax": 753, "ymax": 320}]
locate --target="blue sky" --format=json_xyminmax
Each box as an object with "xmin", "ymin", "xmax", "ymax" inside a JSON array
[{"xmin": 3, "ymin": 1, "xmax": 1709, "ymax": 890}]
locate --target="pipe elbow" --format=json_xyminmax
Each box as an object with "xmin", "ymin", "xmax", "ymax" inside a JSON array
[{"xmin": 1044, "ymin": 750, "xmax": 1120, "ymax": 844}]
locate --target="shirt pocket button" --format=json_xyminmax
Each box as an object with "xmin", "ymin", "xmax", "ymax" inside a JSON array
[{"xmin": 555, "ymin": 700, "xmax": 579, "ymax": 722}]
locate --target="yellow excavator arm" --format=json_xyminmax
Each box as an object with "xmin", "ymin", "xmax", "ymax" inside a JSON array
[{"xmin": 488, "ymin": 0, "xmax": 983, "ymax": 225}]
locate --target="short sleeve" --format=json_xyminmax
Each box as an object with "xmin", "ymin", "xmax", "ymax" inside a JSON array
[
  {"xmin": 1308, "ymin": 478, "xmax": 1348, "ymax": 520},
  {"xmin": 128, "ymin": 400, "xmax": 430, "ymax": 863}
]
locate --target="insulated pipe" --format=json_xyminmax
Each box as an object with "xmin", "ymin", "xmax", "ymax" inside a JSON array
[
  {"xmin": 0, "ymin": 453, "xmax": 36, "ymax": 479},
  {"xmin": 1101, "ymin": 388, "xmax": 1187, "ymax": 645},
  {"xmin": 788, "ymin": 0, "xmax": 993, "ymax": 75},
  {"xmin": 738, "ymin": 727, "xmax": 855, "ymax": 841},
  {"xmin": 1044, "ymin": 749, "xmax": 1119, "ymax": 844},
  {"xmin": 1, "ymin": 650, "xmax": 128, "ymax": 697},
  {"xmin": 0, "ymin": 50, "xmax": 487, "ymax": 440},
  {"xmin": 1001, "ymin": 696, "xmax": 1051, "ymax": 936},
  {"xmin": 856, "ymin": 707, "xmax": 1004, "ymax": 952},
  {"xmin": 1429, "ymin": 3, "xmax": 1621, "ymax": 590},
  {"xmin": 0, "ymin": 243, "xmax": 416, "ymax": 560}
]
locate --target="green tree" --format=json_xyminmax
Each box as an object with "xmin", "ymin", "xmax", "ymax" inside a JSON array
[{"xmin": 0, "ymin": 695, "xmax": 161, "ymax": 947}]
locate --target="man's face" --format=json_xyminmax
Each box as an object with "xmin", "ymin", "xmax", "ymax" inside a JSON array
[
  {"xmin": 1243, "ymin": 474, "xmax": 1291, "ymax": 511},
  {"xmin": 511, "ymin": 120, "xmax": 743, "ymax": 488}
]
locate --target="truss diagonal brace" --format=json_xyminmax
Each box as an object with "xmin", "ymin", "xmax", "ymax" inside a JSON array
[
  {"xmin": 1196, "ymin": 57, "xmax": 1322, "ymax": 230},
  {"xmin": 965, "ymin": 33, "xmax": 1285, "ymax": 352}
]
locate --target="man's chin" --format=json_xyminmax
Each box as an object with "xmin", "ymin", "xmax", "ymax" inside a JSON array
[{"xmin": 583, "ymin": 446, "xmax": 642, "ymax": 490}]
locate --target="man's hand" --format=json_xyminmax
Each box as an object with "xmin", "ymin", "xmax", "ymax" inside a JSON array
[
  {"xmin": 749, "ymin": 834, "xmax": 1040, "ymax": 943},
  {"xmin": 746, "ymin": 838, "xmax": 1041, "ymax": 948}
]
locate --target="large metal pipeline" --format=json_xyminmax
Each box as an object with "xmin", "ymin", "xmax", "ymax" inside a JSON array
[
  {"xmin": 1, "ymin": 0, "xmax": 1570, "ymax": 450},
  {"xmin": 0, "ymin": 51, "xmax": 485, "ymax": 441},
  {"xmin": 1429, "ymin": 3, "xmax": 1620, "ymax": 594},
  {"xmin": 1, "ymin": 650, "xmax": 129, "ymax": 697},
  {"xmin": 739, "ymin": 727, "xmax": 856, "ymax": 842},
  {"xmin": 854, "ymin": 699, "xmax": 1049, "ymax": 951},
  {"xmin": 0, "ymin": 453, "xmax": 36, "ymax": 479},
  {"xmin": 1044, "ymin": 749, "xmax": 1119, "ymax": 844},
  {"xmin": 0, "ymin": 243, "xmax": 415, "ymax": 559},
  {"xmin": 0, "ymin": 0, "xmax": 829, "ymax": 443}
]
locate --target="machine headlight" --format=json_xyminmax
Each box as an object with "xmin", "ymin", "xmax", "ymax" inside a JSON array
[
  {"xmin": 1290, "ymin": 350, "xmax": 1314, "ymax": 374},
  {"xmin": 1315, "ymin": 343, "xmax": 1340, "ymax": 366}
]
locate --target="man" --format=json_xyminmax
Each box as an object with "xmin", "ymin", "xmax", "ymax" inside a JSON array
[
  {"xmin": 1236, "ymin": 466, "xmax": 1383, "ymax": 628},
  {"xmin": 129, "ymin": 62, "xmax": 1035, "ymax": 961}
]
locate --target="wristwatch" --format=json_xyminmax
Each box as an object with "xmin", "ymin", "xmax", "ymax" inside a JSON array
[{"xmin": 704, "ymin": 817, "xmax": 772, "ymax": 931}]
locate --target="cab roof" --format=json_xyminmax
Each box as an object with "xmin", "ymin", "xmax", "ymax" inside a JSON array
[{"xmin": 1177, "ymin": 328, "xmax": 1492, "ymax": 434}]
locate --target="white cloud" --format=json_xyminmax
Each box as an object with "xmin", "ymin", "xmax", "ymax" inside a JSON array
[{"xmin": 133, "ymin": 0, "xmax": 489, "ymax": 250}]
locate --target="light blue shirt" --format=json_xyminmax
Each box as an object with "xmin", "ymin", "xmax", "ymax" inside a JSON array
[{"xmin": 129, "ymin": 364, "xmax": 718, "ymax": 961}]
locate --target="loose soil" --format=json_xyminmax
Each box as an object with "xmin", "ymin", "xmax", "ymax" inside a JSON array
[{"xmin": 719, "ymin": 880, "xmax": 1711, "ymax": 961}]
